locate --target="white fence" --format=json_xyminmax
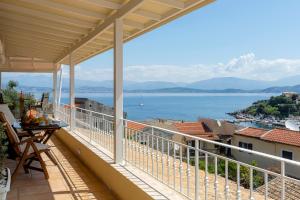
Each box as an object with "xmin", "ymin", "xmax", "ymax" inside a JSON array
[{"xmin": 56, "ymin": 104, "xmax": 300, "ymax": 200}]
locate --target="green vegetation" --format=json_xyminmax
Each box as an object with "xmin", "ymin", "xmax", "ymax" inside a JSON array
[
  {"xmin": 190, "ymin": 158, "xmax": 264, "ymax": 188},
  {"xmin": 241, "ymin": 94, "xmax": 300, "ymax": 119},
  {"xmin": 0, "ymin": 122, "xmax": 8, "ymax": 179},
  {"xmin": 2, "ymin": 80, "xmax": 19, "ymax": 113},
  {"xmin": 2, "ymin": 80, "xmax": 36, "ymax": 117}
]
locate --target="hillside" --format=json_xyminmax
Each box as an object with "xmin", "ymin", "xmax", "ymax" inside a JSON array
[
  {"xmin": 5, "ymin": 75, "xmax": 300, "ymax": 91},
  {"xmin": 232, "ymin": 94, "xmax": 300, "ymax": 119}
]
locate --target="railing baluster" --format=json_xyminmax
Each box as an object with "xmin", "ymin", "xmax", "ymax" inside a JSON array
[
  {"xmin": 167, "ymin": 141, "xmax": 170, "ymax": 186},
  {"xmin": 143, "ymin": 132, "xmax": 146, "ymax": 171},
  {"xmin": 195, "ymin": 140, "xmax": 199, "ymax": 200},
  {"xmin": 135, "ymin": 131, "xmax": 138, "ymax": 166},
  {"xmin": 147, "ymin": 134, "xmax": 150, "ymax": 173},
  {"xmin": 131, "ymin": 129, "xmax": 134, "ymax": 164},
  {"xmin": 225, "ymin": 159, "xmax": 229, "ymax": 200},
  {"xmin": 264, "ymin": 172, "xmax": 268, "ymax": 200},
  {"xmin": 173, "ymin": 143, "xmax": 176, "ymax": 189},
  {"xmin": 138, "ymin": 132, "xmax": 141, "ymax": 168},
  {"xmin": 281, "ymin": 161, "xmax": 285, "ymax": 200},
  {"xmin": 179, "ymin": 145, "xmax": 183, "ymax": 193},
  {"xmin": 89, "ymin": 111, "xmax": 92, "ymax": 142},
  {"xmin": 214, "ymin": 156, "xmax": 218, "ymax": 200},
  {"xmin": 161, "ymin": 138, "xmax": 164, "ymax": 182},
  {"xmin": 205, "ymin": 153, "xmax": 208, "ymax": 200},
  {"xmin": 236, "ymin": 163, "xmax": 241, "ymax": 200},
  {"xmin": 124, "ymin": 125, "xmax": 128, "ymax": 163},
  {"xmin": 250, "ymin": 167, "xmax": 254, "ymax": 200},
  {"xmin": 156, "ymin": 137, "xmax": 159, "ymax": 179},
  {"xmin": 151, "ymin": 128, "xmax": 154, "ymax": 175},
  {"xmin": 187, "ymin": 146, "xmax": 190, "ymax": 197}
]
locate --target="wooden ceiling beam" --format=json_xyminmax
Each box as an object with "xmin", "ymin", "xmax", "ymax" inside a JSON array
[
  {"xmin": 133, "ymin": 9, "xmax": 161, "ymax": 21},
  {"xmin": 0, "ymin": 22, "xmax": 79, "ymax": 40},
  {"xmin": 0, "ymin": 2, "xmax": 95, "ymax": 28},
  {"xmin": 19, "ymin": 0, "xmax": 106, "ymax": 20},
  {"xmin": 84, "ymin": 0, "xmax": 122, "ymax": 10},
  {"xmin": 0, "ymin": 28, "xmax": 74, "ymax": 44},
  {"xmin": 0, "ymin": 11, "xmax": 89, "ymax": 35},
  {"xmin": 151, "ymin": 0, "xmax": 184, "ymax": 9},
  {"xmin": 55, "ymin": 0, "xmax": 144, "ymax": 64}
]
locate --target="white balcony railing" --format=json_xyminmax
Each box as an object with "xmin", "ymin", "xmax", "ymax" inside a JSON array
[{"xmin": 56, "ymin": 104, "xmax": 300, "ymax": 200}]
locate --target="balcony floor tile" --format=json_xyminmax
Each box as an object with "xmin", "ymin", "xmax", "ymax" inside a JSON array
[{"xmin": 6, "ymin": 136, "xmax": 116, "ymax": 200}]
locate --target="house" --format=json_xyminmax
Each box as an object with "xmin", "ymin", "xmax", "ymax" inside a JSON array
[
  {"xmin": 75, "ymin": 97, "xmax": 127, "ymax": 118},
  {"xmin": 198, "ymin": 118, "xmax": 239, "ymax": 155},
  {"xmin": 127, "ymin": 119, "xmax": 235, "ymax": 155},
  {"xmin": 232, "ymin": 127, "xmax": 300, "ymax": 178}
]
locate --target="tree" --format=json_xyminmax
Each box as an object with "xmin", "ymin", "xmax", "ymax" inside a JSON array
[{"xmin": 2, "ymin": 80, "xmax": 19, "ymax": 112}]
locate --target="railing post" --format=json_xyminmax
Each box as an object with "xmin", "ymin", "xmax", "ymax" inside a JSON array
[
  {"xmin": 281, "ymin": 161, "xmax": 285, "ymax": 200},
  {"xmin": 69, "ymin": 53, "xmax": 75, "ymax": 131},
  {"xmin": 195, "ymin": 139, "xmax": 199, "ymax": 200},
  {"xmin": 89, "ymin": 111, "xmax": 93, "ymax": 142},
  {"xmin": 52, "ymin": 67, "xmax": 57, "ymax": 118},
  {"xmin": 113, "ymin": 18, "xmax": 124, "ymax": 164}
]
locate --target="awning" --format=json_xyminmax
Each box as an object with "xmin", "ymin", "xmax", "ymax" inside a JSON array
[{"xmin": 0, "ymin": 0, "xmax": 214, "ymax": 72}]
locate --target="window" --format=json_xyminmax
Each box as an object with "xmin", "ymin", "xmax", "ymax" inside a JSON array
[
  {"xmin": 282, "ymin": 150, "xmax": 293, "ymax": 160},
  {"xmin": 238, "ymin": 142, "xmax": 253, "ymax": 151}
]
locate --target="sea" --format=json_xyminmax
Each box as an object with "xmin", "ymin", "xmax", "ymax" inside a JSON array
[{"xmin": 58, "ymin": 92, "xmax": 278, "ymax": 125}]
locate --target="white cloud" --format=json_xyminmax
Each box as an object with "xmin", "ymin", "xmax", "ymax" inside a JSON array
[{"xmin": 67, "ymin": 53, "xmax": 300, "ymax": 83}]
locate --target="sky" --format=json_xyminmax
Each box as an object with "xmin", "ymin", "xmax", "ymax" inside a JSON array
[{"xmin": 4, "ymin": 0, "xmax": 300, "ymax": 83}]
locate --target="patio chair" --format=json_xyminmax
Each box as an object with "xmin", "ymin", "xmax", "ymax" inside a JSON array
[
  {"xmin": 34, "ymin": 92, "xmax": 49, "ymax": 110},
  {"xmin": 0, "ymin": 112, "xmax": 57, "ymax": 181}
]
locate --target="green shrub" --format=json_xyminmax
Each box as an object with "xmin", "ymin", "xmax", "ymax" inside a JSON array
[
  {"xmin": 197, "ymin": 158, "xmax": 263, "ymax": 189},
  {"xmin": 0, "ymin": 122, "xmax": 8, "ymax": 179}
]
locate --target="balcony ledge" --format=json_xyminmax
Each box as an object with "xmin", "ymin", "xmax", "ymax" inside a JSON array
[{"xmin": 56, "ymin": 127, "xmax": 188, "ymax": 200}]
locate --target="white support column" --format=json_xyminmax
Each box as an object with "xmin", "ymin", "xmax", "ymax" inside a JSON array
[
  {"xmin": 69, "ymin": 54, "xmax": 75, "ymax": 131},
  {"xmin": 52, "ymin": 68, "xmax": 57, "ymax": 117},
  {"xmin": 57, "ymin": 65, "xmax": 63, "ymax": 106},
  {"xmin": 113, "ymin": 18, "xmax": 124, "ymax": 164},
  {"xmin": 0, "ymin": 72, "xmax": 2, "ymax": 90}
]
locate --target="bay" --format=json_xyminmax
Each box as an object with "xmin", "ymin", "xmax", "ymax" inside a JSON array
[{"xmin": 60, "ymin": 92, "xmax": 278, "ymax": 121}]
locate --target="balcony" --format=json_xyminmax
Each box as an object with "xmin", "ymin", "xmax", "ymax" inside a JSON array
[
  {"xmin": 6, "ymin": 136, "xmax": 116, "ymax": 200},
  {"xmin": 54, "ymin": 104, "xmax": 300, "ymax": 200}
]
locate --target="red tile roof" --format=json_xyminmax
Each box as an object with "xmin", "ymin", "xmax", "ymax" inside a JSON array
[
  {"xmin": 261, "ymin": 128, "xmax": 300, "ymax": 147},
  {"xmin": 236, "ymin": 127, "xmax": 267, "ymax": 138},
  {"xmin": 127, "ymin": 121, "xmax": 146, "ymax": 132},
  {"xmin": 236, "ymin": 127, "xmax": 300, "ymax": 147},
  {"xmin": 174, "ymin": 122, "xmax": 217, "ymax": 140}
]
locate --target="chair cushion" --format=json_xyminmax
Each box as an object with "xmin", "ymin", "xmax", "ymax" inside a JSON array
[
  {"xmin": 0, "ymin": 104, "xmax": 16, "ymax": 124},
  {"xmin": 19, "ymin": 142, "xmax": 50, "ymax": 154}
]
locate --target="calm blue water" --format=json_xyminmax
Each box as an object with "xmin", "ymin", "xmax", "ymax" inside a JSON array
[{"xmin": 60, "ymin": 93, "xmax": 278, "ymax": 121}]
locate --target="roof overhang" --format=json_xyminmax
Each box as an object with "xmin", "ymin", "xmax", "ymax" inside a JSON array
[{"xmin": 0, "ymin": 0, "xmax": 214, "ymax": 72}]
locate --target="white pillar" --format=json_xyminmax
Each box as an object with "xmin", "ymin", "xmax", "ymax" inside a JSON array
[
  {"xmin": 57, "ymin": 65, "xmax": 63, "ymax": 106},
  {"xmin": 69, "ymin": 54, "xmax": 75, "ymax": 131},
  {"xmin": 113, "ymin": 18, "xmax": 124, "ymax": 164},
  {"xmin": 52, "ymin": 68, "xmax": 57, "ymax": 117},
  {"xmin": 0, "ymin": 72, "xmax": 2, "ymax": 90}
]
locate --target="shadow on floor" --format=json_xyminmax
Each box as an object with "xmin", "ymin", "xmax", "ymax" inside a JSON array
[{"xmin": 6, "ymin": 135, "xmax": 116, "ymax": 200}]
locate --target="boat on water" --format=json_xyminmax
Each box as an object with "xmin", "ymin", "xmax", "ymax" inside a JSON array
[{"xmin": 285, "ymin": 120, "xmax": 300, "ymax": 131}]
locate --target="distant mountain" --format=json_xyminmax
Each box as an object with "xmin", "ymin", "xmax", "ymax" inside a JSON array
[
  {"xmin": 186, "ymin": 77, "xmax": 271, "ymax": 90},
  {"xmin": 128, "ymin": 87, "xmax": 253, "ymax": 93},
  {"xmin": 272, "ymin": 75, "xmax": 300, "ymax": 86},
  {"xmin": 4, "ymin": 74, "xmax": 300, "ymax": 91},
  {"xmin": 261, "ymin": 85, "xmax": 300, "ymax": 93},
  {"xmin": 124, "ymin": 81, "xmax": 184, "ymax": 90}
]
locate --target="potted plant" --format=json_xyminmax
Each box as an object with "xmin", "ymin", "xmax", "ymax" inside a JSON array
[{"xmin": 0, "ymin": 122, "xmax": 10, "ymax": 200}]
